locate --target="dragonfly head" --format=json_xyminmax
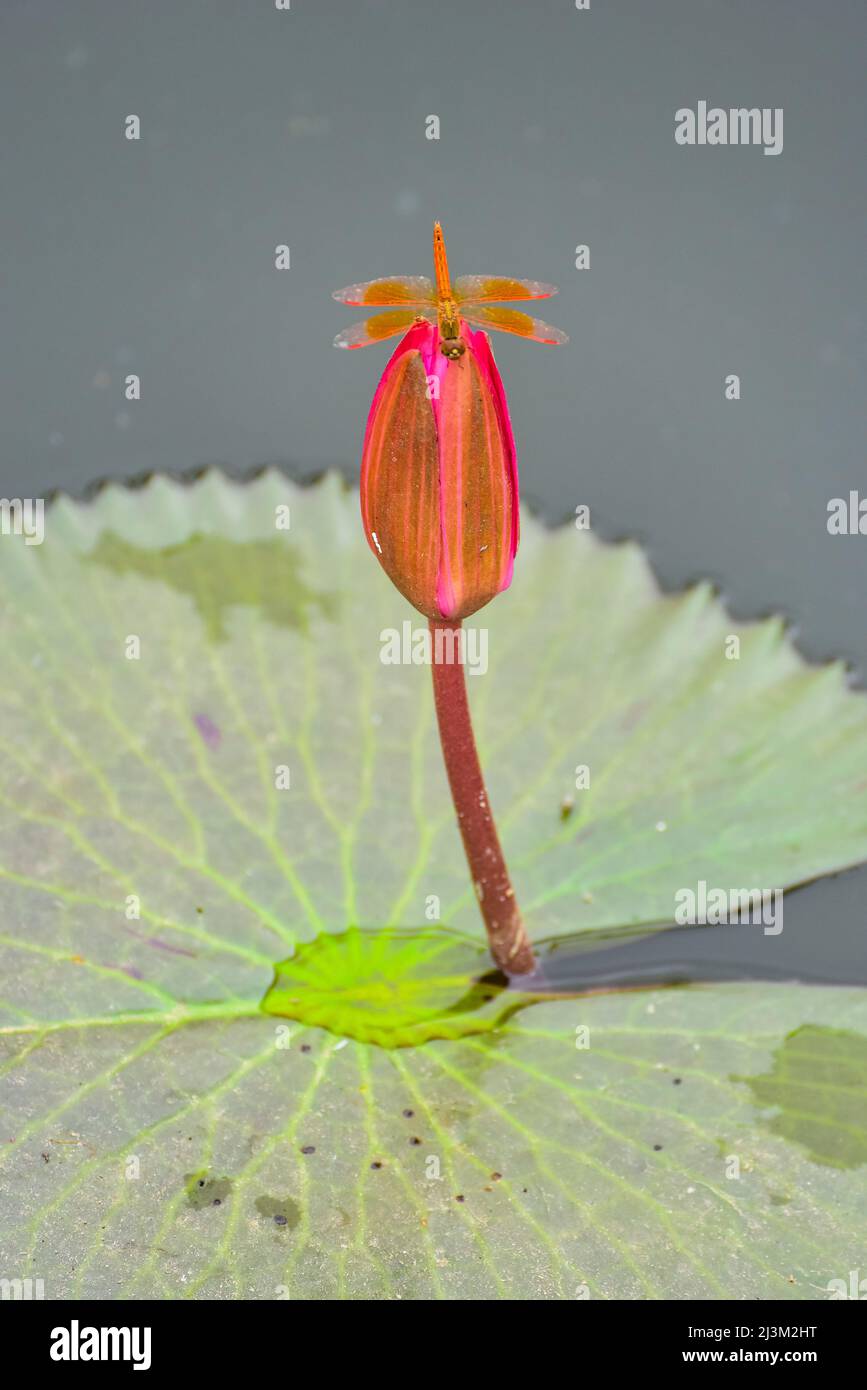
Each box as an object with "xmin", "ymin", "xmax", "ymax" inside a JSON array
[{"xmin": 439, "ymin": 334, "xmax": 466, "ymax": 360}]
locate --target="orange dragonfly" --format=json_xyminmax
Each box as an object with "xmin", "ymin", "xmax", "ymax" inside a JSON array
[{"xmin": 333, "ymin": 221, "xmax": 568, "ymax": 358}]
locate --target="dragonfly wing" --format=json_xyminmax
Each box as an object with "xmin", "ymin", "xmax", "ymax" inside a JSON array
[
  {"xmin": 454, "ymin": 275, "xmax": 558, "ymax": 304},
  {"xmin": 333, "ymin": 309, "xmax": 434, "ymax": 350},
  {"xmin": 332, "ymin": 276, "xmax": 436, "ymax": 307},
  {"xmin": 462, "ymin": 305, "xmax": 568, "ymax": 346}
]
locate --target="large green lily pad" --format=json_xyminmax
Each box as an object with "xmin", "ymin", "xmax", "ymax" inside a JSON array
[{"xmin": 0, "ymin": 470, "xmax": 866, "ymax": 1299}]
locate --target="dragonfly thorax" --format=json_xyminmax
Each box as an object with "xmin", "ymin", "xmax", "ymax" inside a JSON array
[{"xmin": 438, "ymin": 300, "xmax": 465, "ymax": 358}]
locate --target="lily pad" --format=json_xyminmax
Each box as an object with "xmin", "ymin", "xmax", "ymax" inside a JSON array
[{"xmin": 0, "ymin": 469, "xmax": 866, "ymax": 1299}]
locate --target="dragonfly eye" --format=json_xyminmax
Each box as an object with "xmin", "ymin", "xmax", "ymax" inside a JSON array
[{"xmin": 440, "ymin": 337, "xmax": 465, "ymax": 360}]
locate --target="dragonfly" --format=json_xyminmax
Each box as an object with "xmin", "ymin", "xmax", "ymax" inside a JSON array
[{"xmin": 333, "ymin": 221, "xmax": 568, "ymax": 359}]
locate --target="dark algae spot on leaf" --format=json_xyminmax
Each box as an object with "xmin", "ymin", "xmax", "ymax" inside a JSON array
[
  {"xmin": 732, "ymin": 1025, "xmax": 867, "ymax": 1170},
  {"xmin": 254, "ymin": 1195, "xmax": 301, "ymax": 1230},
  {"xmin": 184, "ymin": 1172, "xmax": 234, "ymax": 1209},
  {"xmin": 85, "ymin": 532, "xmax": 337, "ymax": 642},
  {"xmin": 193, "ymin": 712, "xmax": 221, "ymax": 749}
]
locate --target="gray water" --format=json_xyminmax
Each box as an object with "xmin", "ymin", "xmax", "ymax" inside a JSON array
[{"xmin": 2, "ymin": 0, "xmax": 865, "ymax": 986}]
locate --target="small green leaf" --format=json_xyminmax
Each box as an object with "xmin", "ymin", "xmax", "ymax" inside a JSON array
[{"xmin": 262, "ymin": 927, "xmax": 523, "ymax": 1047}]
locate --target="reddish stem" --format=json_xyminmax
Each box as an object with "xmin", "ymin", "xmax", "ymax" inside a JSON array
[{"xmin": 429, "ymin": 619, "xmax": 535, "ymax": 976}]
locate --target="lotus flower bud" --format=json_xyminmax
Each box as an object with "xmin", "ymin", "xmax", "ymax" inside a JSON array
[{"xmin": 360, "ymin": 319, "xmax": 519, "ymax": 621}]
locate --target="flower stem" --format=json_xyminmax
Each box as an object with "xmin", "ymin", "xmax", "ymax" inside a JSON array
[{"xmin": 429, "ymin": 619, "xmax": 536, "ymax": 976}]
